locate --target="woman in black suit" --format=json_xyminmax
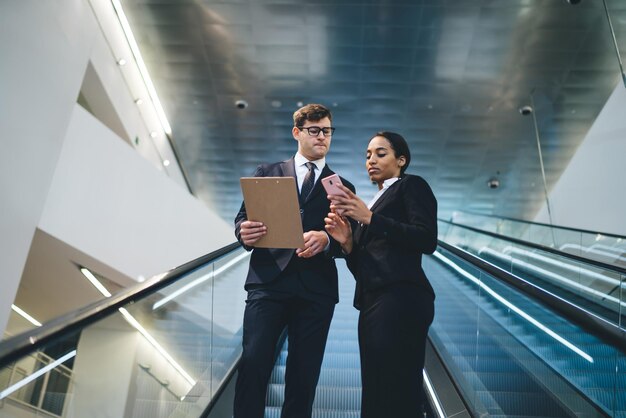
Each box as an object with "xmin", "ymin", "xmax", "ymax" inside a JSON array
[{"xmin": 324, "ymin": 131, "xmax": 437, "ymax": 418}]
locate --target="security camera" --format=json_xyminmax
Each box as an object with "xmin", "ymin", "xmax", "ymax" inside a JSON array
[
  {"xmin": 519, "ymin": 105, "xmax": 533, "ymax": 116},
  {"xmin": 487, "ymin": 178, "xmax": 500, "ymax": 189},
  {"xmin": 235, "ymin": 99, "xmax": 248, "ymax": 109}
]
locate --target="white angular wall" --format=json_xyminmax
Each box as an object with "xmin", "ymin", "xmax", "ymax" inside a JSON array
[
  {"xmin": 534, "ymin": 81, "xmax": 626, "ymax": 236},
  {"xmin": 0, "ymin": 0, "xmax": 235, "ymax": 336}
]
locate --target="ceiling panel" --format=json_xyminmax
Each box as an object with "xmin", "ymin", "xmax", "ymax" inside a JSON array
[{"xmin": 121, "ymin": 0, "xmax": 626, "ymax": 222}]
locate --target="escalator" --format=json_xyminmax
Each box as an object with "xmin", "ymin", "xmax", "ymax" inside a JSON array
[
  {"xmin": 1, "ymin": 235, "xmax": 624, "ymax": 417},
  {"xmin": 450, "ymin": 210, "xmax": 626, "ymax": 269}
]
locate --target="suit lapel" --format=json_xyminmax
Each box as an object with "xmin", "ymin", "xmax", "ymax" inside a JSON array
[
  {"xmin": 355, "ymin": 177, "xmax": 403, "ymax": 244},
  {"xmin": 280, "ymin": 158, "xmax": 297, "ymax": 178},
  {"xmin": 369, "ymin": 177, "xmax": 403, "ymax": 213}
]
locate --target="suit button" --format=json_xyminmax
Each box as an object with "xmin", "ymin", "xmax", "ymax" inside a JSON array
[{"xmin": 300, "ymin": 209, "xmax": 304, "ymax": 214}]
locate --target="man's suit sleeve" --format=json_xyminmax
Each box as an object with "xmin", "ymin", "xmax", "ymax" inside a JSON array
[
  {"xmin": 234, "ymin": 165, "xmax": 265, "ymax": 251},
  {"xmin": 366, "ymin": 176, "xmax": 438, "ymax": 254}
]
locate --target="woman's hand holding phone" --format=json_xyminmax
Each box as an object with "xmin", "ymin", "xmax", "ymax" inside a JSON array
[{"xmin": 321, "ymin": 174, "xmax": 347, "ymax": 215}]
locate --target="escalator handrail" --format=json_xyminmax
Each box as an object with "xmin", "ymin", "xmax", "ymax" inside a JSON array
[
  {"xmin": 454, "ymin": 210, "xmax": 626, "ymax": 240},
  {"xmin": 436, "ymin": 239, "xmax": 626, "ymax": 351},
  {"xmin": 440, "ymin": 218, "xmax": 626, "ymax": 275},
  {"xmin": 0, "ymin": 241, "xmax": 242, "ymax": 369}
]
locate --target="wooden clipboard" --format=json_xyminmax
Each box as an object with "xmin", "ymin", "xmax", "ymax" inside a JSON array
[{"xmin": 240, "ymin": 177, "xmax": 305, "ymax": 249}]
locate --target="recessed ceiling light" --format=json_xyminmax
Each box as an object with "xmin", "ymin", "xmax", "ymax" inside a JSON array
[
  {"xmin": 163, "ymin": 159, "xmax": 170, "ymax": 167},
  {"xmin": 519, "ymin": 105, "xmax": 533, "ymax": 115},
  {"xmin": 117, "ymin": 58, "xmax": 127, "ymax": 66},
  {"xmin": 296, "ymin": 101, "xmax": 304, "ymax": 107},
  {"xmin": 427, "ymin": 104, "xmax": 433, "ymax": 109},
  {"xmin": 150, "ymin": 131, "xmax": 157, "ymax": 138},
  {"xmin": 135, "ymin": 98, "xmax": 143, "ymax": 105},
  {"xmin": 271, "ymin": 100, "xmax": 282, "ymax": 108}
]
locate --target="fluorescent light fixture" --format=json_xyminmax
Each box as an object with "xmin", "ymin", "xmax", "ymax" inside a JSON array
[
  {"xmin": 119, "ymin": 308, "xmax": 196, "ymax": 386},
  {"xmin": 153, "ymin": 252, "xmax": 250, "ymax": 310},
  {"xmin": 0, "ymin": 350, "xmax": 76, "ymax": 400},
  {"xmin": 480, "ymin": 247, "xmax": 625, "ymax": 307},
  {"xmin": 10, "ymin": 305, "xmax": 42, "ymax": 327},
  {"xmin": 80, "ymin": 267, "xmax": 112, "ymax": 297},
  {"xmin": 433, "ymin": 251, "xmax": 594, "ymax": 363},
  {"xmin": 111, "ymin": 0, "xmax": 172, "ymax": 135},
  {"xmin": 423, "ymin": 370, "xmax": 445, "ymax": 418}
]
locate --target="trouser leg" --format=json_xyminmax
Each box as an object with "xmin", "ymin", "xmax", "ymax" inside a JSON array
[
  {"xmin": 359, "ymin": 284, "xmax": 434, "ymax": 418},
  {"xmin": 281, "ymin": 299, "xmax": 335, "ymax": 418},
  {"xmin": 234, "ymin": 298, "xmax": 287, "ymax": 418}
]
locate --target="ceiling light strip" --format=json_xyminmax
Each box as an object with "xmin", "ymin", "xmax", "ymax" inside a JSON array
[
  {"xmin": 80, "ymin": 267, "xmax": 112, "ymax": 297},
  {"xmin": 119, "ymin": 308, "xmax": 196, "ymax": 386},
  {"xmin": 0, "ymin": 350, "xmax": 76, "ymax": 400},
  {"xmin": 110, "ymin": 0, "xmax": 172, "ymax": 134},
  {"xmin": 10, "ymin": 305, "xmax": 42, "ymax": 327},
  {"xmin": 153, "ymin": 251, "xmax": 250, "ymax": 310},
  {"xmin": 433, "ymin": 251, "xmax": 594, "ymax": 363}
]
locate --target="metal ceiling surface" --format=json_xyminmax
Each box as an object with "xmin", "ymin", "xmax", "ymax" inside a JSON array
[{"xmin": 122, "ymin": 0, "xmax": 626, "ymax": 223}]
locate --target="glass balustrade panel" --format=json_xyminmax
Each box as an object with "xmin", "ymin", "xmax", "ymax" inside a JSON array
[{"xmin": 0, "ymin": 247, "xmax": 249, "ymax": 418}]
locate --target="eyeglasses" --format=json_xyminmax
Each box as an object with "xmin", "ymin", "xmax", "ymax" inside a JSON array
[{"xmin": 298, "ymin": 126, "xmax": 335, "ymax": 137}]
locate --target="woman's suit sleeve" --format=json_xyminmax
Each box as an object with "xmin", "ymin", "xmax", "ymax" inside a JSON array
[{"xmin": 366, "ymin": 176, "xmax": 437, "ymax": 254}]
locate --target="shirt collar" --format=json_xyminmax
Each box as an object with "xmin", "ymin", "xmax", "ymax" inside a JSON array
[
  {"xmin": 295, "ymin": 152, "xmax": 325, "ymax": 171},
  {"xmin": 382, "ymin": 177, "xmax": 400, "ymax": 190}
]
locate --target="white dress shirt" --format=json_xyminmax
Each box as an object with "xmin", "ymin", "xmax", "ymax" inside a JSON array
[
  {"xmin": 294, "ymin": 153, "xmax": 330, "ymax": 251},
  {"xmin": 295, "ymin": 153, "xmax": 325, "ymax": 192},
  {"xmin": 367, "ymin": 177, "xmax": 400, "ymax": 209}
]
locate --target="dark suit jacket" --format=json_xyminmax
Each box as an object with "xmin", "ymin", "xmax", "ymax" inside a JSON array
[
  {"xmin": 346, "ymin": 175, "xmax": 437, "ymax": 309},
  {"xmin": 235, "ymin": 158, "xmax": 355, "ymax": 301}
]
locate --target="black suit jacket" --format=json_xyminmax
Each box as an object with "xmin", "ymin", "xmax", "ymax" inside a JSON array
[
  {"xmin": 346, "ymin": 175, "xmax": 437, "ymax": 309},
  {"xmin": 235, "ymin": 158, "xmax": 355, "ymax": 301}
]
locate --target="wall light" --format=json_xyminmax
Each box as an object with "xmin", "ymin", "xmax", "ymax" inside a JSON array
[{"xmin": 111, "ymin": 0, "xmax": 172, "ymax": 134}]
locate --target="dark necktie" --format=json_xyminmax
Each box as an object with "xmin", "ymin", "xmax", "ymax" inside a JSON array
[{"xmin": 300, "ymin": 162, "xmax": 316, "ymax": 203}]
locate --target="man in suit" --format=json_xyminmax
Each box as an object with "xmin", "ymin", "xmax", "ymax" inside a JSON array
[{"xmin": 234, "ymin": 103, "xmax": 354, "ymax": 418}]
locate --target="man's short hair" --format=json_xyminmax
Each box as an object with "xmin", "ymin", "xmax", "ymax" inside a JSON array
[{"xmin": 293, "ymin": 104, "xmax": 332, "ymax": 127}]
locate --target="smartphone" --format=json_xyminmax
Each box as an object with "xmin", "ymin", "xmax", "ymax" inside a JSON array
[
  {"xmin": 321, "ymin": 174, "xmax": 346, "ymax": 214},
  {"xmin": 321, "ymin": 174, "xmax": 345, "ymax": 196}
]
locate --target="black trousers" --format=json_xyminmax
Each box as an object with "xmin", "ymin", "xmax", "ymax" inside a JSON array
[
  {"xmin": 358, "ymin": 282, "xmax": 435, "ymax": 418},
  {"xmin": 233, "ymin": 295, "xmax": 335, "ymax": 418}
]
